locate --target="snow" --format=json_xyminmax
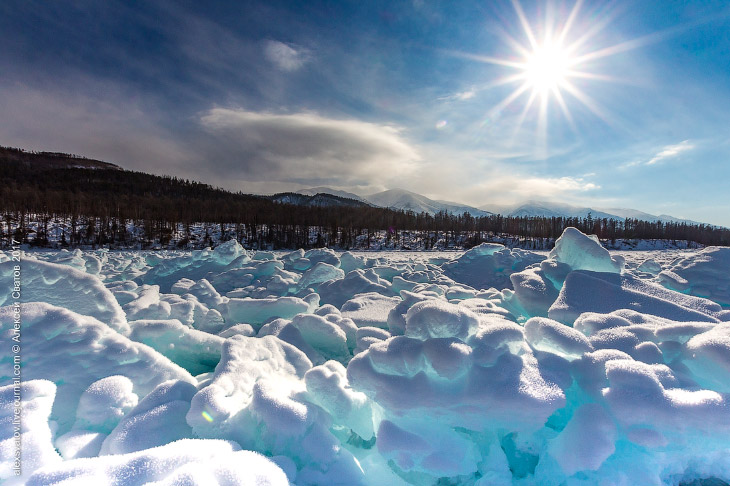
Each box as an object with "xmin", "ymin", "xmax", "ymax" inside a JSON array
[
  {"xmin": 404, "ymin": 299, "xmax": 480, "ymax": 341},
  {"xmin": 340, "ymin": 292, "xmax": 401, "ymax": 329},
  {"xmin": 288, "ymin": 313, "xmax": 351, "ymax": 364},
  {"xmin": 659, "ymin": 247, "xmax": 730, "ymax": 306},
  {"xmin": 224, "ymin": 295, "xmax": 316, "ymax": 329},
  {"xmin": 298, "ymin": 262, "xmax": 345, "ymax": 289},
  {"xmin": 0, "ymin": 303, "xmax": 194, "ymax": 436},
  {"xmin": 365, "ymin": 188, "xmax": 491, "ymax": 217},
  {"xmin": 5, "ymin": 227, "xmax": 730, "ymax": 485},
  {"xmin": 0, "ymin": 381, "xmax": 61, "ymax": 484},
  {"xmin": 100, "ymin": 379, "xmax": 197, "ymax": 455},
  {"xmin": 523, "ymin": 317, "xmax": 593, "ymax": 360},
  {"xmin": 27, "ymin": 439, "xmax": 289, "ymax": 486},
  {"xmin": 549, "ymin": 270, "xmax": 722, "ymax": 324},
  {"xmin": 685, "ymin": 322, "xmax": 730, "ymax": 392},
  {"xmin": 480, "ymin": 198, "xmax": 700, "ymax": 226},
  {"xmin": 0, "ymin": 258, "xmax": 128, "ymax": 333},
  {"xmin": 442, "ymin": 242, "xmax": 543, "ymax": 290}
]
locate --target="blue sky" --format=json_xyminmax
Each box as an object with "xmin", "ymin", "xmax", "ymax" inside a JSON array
[{"xmin": 1, "ymin": 0, "xmax": 729, "ymax": 225}]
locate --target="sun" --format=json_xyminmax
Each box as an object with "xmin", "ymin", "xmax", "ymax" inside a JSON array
[
  {"xmin": 522, "ymin": 40, "xmax": 573, "ymax": 96},
  {"xmin": 488, "ymin": 0, "xmax": 609, "ymax": 128},
  {"xmin": 453, "ymin": 0, "xmax": 642, "ymax": 137}
]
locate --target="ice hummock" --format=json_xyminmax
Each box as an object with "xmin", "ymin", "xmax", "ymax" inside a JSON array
[{"xmin": 2, "ymin": 227, "xmax": 730, "ymax": 485}]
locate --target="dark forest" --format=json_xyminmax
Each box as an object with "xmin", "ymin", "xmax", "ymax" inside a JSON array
[{"xmin": 2, "ymin": 147, "xmax": 728, "ymax": 249}]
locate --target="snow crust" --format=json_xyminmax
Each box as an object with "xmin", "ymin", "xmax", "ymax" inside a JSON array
[{"xmin": 4, "ymin": 228, "xmax": 730, "ymax": 485}]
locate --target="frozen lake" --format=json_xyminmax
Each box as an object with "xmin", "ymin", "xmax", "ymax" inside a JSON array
[{"xmin": 2, "ymin": 229, "xmax": 729, "ymax": 485}]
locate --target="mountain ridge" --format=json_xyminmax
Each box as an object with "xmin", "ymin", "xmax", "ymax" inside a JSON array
[
  {"xmin": 480, "ymin": 199, "xmax": 702, "ymax": 226},
  {"xmin": 365, "ymin": 188, "xmax": 492, "ymax": 217},
  {"xmin": 293, "ymin": 187, "xmax": 702, "ymax": 225}
]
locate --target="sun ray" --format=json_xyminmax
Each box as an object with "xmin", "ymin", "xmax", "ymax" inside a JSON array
[
  {"xmin": 487, "ymin": 72, "xmax": 533, "ymax": 88},
  {"xmin": 562, "ymin": 5, "xmax": 618, "ymax": 56},
  {"xmin": 440, "ymin": 49, "xmax": 526, "ymax": 69},
  {"xmin": 557, "ymin": 0, "xmax": 584, "ymax": 45},
  {"xmin": 572, "ymin": 36, "xmax": 656, "ymax": 65},
  {"xmin": 552, "ymin": 86, "xmax": 578, "ymax": 134},
  {"xmin": 447, "ymin": 0, "xmax": 665, "ymax": 141},
  {"xmin": 510, "ymin": 88, "xmax": 539, "ymax": 142},
  {"xmin": 560, "ymin": 81, "xmax": 609, "ymax": 123},
  {"xmin": 511, "ymin": 0, "xmax": 539, "ymax": 50},
  {"xmin": 572, "ymin": 9, "xmax": 730, "ymax": 69},
  {"xmin": 489, "ymin": 82, "xmax": 532, "ymax": 117},
  {"xmin": 564, "ymin": 70, "xmax": 617, "ymax": 82},
  {"xmin": 498, "ymin": 29, "xmax": 534, "ymax": 59},
  {"xmin": 536, "ymin": 91, "xmax": 549, "ymax": 158}
]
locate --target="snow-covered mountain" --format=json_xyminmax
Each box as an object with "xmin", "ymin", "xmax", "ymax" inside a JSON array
[
  {"xmin": 365, "ymin": 188, "xmax": 492, "ymax": 217},
  {"xmin": 481, "ymin": 200, "xmax": 616, "ymax": 220},
  {"xmin": 293, "ymin": 188, "xmax": 703, "ymax": 225},
  {"xmin": 596, "ymin": 208, "xmax": 702, "ymax": 225},
  {"xmin": 481, "ymin": 200, "xmax": 698, "ymax": 224}
]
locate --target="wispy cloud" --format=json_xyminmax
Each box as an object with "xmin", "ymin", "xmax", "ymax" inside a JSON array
[
  {"xmin": 438, "ymin": 89, "xmax": 476, "ymax": 102},
  {"xmin": 646, "ymin": 140, "xmax": 694, "ymax": 165},
  {"xmin": 263, "ymin": 40, "xmax": 310, "ymax": 72}
]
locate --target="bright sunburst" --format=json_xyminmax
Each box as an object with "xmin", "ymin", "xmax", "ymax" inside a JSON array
[
  {"xmin": 459, "ymin": 0, "xmax": 645, "ymax": 140},
  {"xmin": 522, "ymin": 40, "xmax": 572, "ymax": 95}
]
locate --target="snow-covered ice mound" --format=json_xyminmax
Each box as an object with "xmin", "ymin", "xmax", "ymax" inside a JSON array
[
  {"xmin": 442, "ymin": 243, "xmax": 543, "ymax": 290},
  {"xmin": 658, "ymin": 246, "xmax": 730, "ymax": 306},
  {"xmin": 0, "ymin": 258, "xmax": 128, "ymax": 333},
  {"xmin": 4, "ymin": 228, "xmax": 730, "ymax": 485}
]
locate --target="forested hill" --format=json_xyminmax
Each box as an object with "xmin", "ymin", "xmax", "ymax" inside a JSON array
[
  {"xmin": 267, "ymin": 192, "xmax": 372, "ymax": 208},
  {"xmin": 0, "ymin": 146, "xmax": 122, "ymax": 170},
  {"xmin": 1, "ymin": 145, "xmax": 271, "ymax": 222},
  {"xmin": 1, "ymin": 145, "xmax": 728, "ymax": 249}
]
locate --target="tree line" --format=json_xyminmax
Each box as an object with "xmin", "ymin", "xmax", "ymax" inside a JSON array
[{"xmin": 1, "ymin": 149, "xmax": 728, "ymax": 249}]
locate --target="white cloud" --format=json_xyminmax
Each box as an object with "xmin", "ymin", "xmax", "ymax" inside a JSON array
[
  {"xmin": 619, "ymin": 160, "xmax": 642, "ymax": 169},
  {"xmin": 646, "ymin": 140, "xmax": 694, "ymax": 165},
  {"xmin": 197, "ymin": 108, "xmax": 420, "ymax": 186},
  {"xmin": 466, "ymin": 175, "xmax": 599, "ymax": 204},
  {"xmin": 438, "ymin": 88, "xmax": 477, "ymax": 102},
  {"xmin": 455, "ymin": 90, "xmax": 475, "ymax": 100},
  {"xmin": 518, "ymin": 176, "xmax": 599, "ymax": 194},
  {"xmin": 263, "ymin": 40, "xmax": 310, "ymax": 72}
]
